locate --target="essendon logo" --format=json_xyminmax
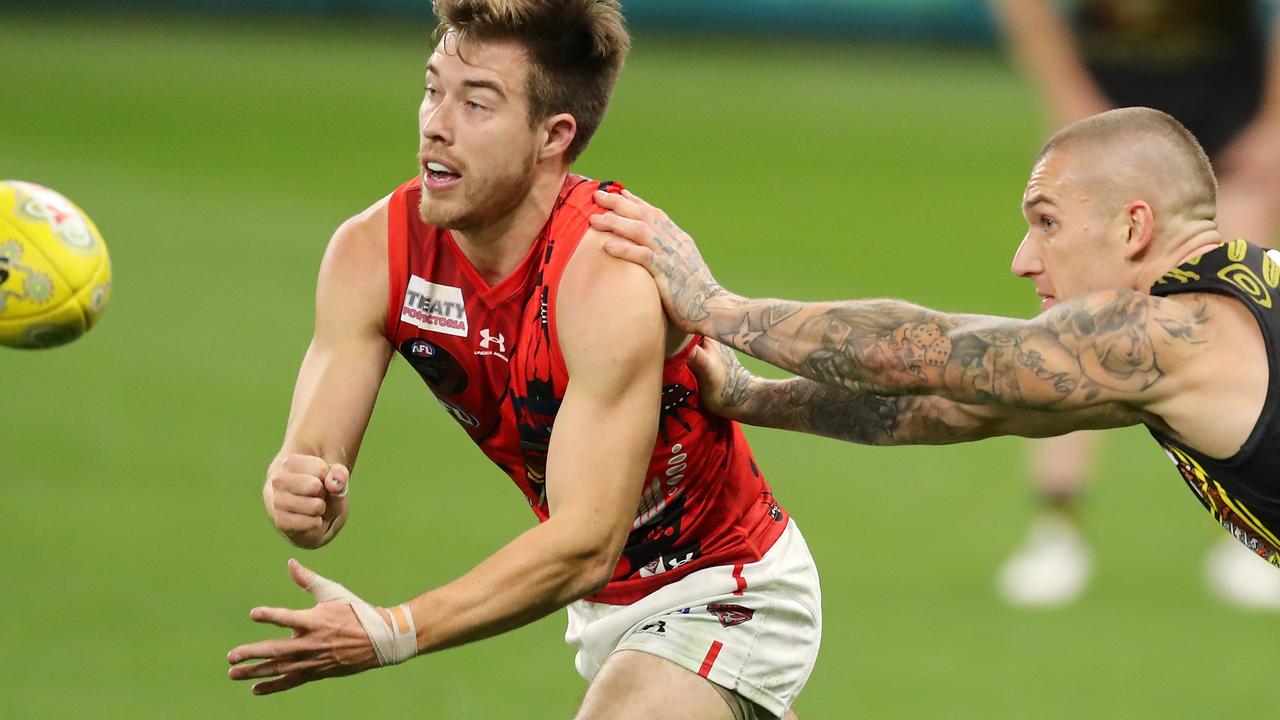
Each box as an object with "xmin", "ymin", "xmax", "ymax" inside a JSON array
[
  {"xmin": 707, "ymin": 603, "xmax": 754, "ymax": 628},
  {"xmin": 401, "ymin": 276, "xmax": 468, "ymax": 337}
]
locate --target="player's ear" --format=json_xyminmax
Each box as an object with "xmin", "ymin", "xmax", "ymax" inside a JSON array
[
  {"xmin": 1122, "ymin": 200, "xmax": 1155, "ymax": 260},
  {"xmin": 538, "ymin": 112, "xmax": 577, "ymax": 163}
]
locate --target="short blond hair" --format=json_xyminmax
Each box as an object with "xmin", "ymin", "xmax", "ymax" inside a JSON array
[
  {"xmin": 1037, "ymin": 107, "xmax": 1218, "ymax": 212},
  {"xmin": 433, "ymin": 0, "xmax": 630, "ymax": 162}
]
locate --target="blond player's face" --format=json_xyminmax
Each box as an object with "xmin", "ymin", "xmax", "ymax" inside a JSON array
[
  {"xmin": 1011, "ymin": 149, "xmax": 1132, "ymax": 312},
  {"xmin": 417, "ymin": 34, "xmax": 541, "ymax": 230}
]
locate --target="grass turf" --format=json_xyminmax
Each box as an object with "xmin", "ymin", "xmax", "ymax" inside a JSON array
[{"xmin": 1, "ymin": 10, "xmax": 1273, "ymax": 718}]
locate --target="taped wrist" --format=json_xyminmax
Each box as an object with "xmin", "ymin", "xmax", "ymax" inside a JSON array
[
  {"xmin": 353, "ymin": 603, "xmax": 417, "ymax": 666},
  {"xmin": 305, "ymin": 574, "xmax": 417, "ymax": 666}
]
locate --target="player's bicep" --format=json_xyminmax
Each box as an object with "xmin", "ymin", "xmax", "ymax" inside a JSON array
[
  {"xmin": 943, "ymin": 289, "xmax": 1209, "ymax": 411},
  {"xmin": 279, "ymin": 209, "xmax": 393, "ymax": 465},
  {"xmin": 543, "ymin": 234, "xmax": 666, "ymax": 549}
]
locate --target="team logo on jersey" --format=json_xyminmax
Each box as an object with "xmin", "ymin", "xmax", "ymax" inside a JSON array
[
  {"xmin": 399, "ymin": 338, "xmax": 469, "ymax": 394},
  {"xmin": 401, "ymin": 276, "xmax": 469, "ymax": 337},
  {"xmin": 476, "ymin": 328, "xmax": 508, "ymax": 362},
  {"xmin": 1218, "ymin": 263, "xmax": 1272, "ymax": 308},
  {"xmin": 707, "ymin": 604, "xmax": 755, "ymax": 628},
  {"xmin": 438, "ymin": 398, "xmax": 480, "ymax": 428}
]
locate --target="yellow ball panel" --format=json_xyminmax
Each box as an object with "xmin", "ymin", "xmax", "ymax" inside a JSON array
[
  {"xmin": 74, "ymin": 252, "xmax": 113, "ymax": 330},
  {"xmin": 0, "ymin": 295, "xmax": 86, "ymax": 349},
  {"xmin": 0, "ymin": 180, "xmax": 107, "ymax": 291},
  {"xmin": 0, "ymin": 225, "xmax": 75, "ymax": 321}
]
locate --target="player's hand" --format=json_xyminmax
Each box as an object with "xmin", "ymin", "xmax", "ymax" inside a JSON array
[
  {"xmin": 591, "ymin": 189, "xmax": 723, "ymax": 335},
  {"xmin": 227, "ymin": 560, "xmax": 387, "ymax": 695},
  {"xmin": 687, "ymin": 337, "xmax": 757, "ymax": 421},
  {"xmin": 267, "ymin": 455, "xmax": 350, "ymax": 548}
]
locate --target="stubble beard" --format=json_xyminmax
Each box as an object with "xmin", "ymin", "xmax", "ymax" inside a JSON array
[{"xmin": 418, "ymin": 152, "xmax": 537, "ymax": 232}]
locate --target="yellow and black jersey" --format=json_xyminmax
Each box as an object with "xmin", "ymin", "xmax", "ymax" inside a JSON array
[{"xmin": 1150, "ymin": 239, "xmax": 1280, "ymax": 567}]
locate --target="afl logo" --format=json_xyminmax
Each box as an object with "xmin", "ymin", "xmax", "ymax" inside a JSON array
[{"xmin": 399, "ymin": 338, "xmax": 469, "ymax": 394}]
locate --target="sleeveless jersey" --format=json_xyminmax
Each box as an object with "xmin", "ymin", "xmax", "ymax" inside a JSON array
[
  {"xmin": 384, "ymin": 175, "xmax": 789, "ymax": 604},
  {"xmin": 1149, "ymin": 239, "xmax": 1280, "ymax": 567}
]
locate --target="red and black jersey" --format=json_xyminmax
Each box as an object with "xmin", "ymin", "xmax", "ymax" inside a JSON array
[
  {"xmin": 1149, "ymin": 239, "xmax": 1280, "ymax": 568},
  {"xmin": 384, "ymin": 175, "xmax": 788, "ymax": 604}
]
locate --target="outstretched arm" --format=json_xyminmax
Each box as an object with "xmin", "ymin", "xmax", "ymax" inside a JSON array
[
  {"xmin": 689, "ymin": 337, "xmax": 1138, "ymax": 446},
  {"xmin": 593, "ymin": 190, "xmax": 1211, "ymax": 416}
]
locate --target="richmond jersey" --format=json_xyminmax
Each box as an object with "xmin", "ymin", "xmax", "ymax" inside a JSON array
[
  {"xmin": 1150, "ymin": 239, "xmax": 1280, "ymax": 567},
  {"xmin": 384, "ymin": 175, "xmax": 789, "ymax": 604}
]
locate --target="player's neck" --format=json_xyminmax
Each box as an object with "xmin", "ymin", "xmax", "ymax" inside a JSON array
[
  {"xmin": 451, "ymin": 168, "xmax": 569, "ymax": 287},
  {"xmin": 1141, "ymin": 224, "xmax": 1222, "ymax": 291}
]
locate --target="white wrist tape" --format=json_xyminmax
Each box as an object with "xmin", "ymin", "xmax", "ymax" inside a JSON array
[
  {"xmin": 354, "ymin": 603, "xmax": 417, "ymax": 667},
  {"xmin": 305, "ymin": 573, "xmax": 417, "ymax": 666}
]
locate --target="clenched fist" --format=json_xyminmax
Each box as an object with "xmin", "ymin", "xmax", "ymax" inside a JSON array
[{"xmin": 265, "ymin": 454, "xmax": 350, "ymax": 548}]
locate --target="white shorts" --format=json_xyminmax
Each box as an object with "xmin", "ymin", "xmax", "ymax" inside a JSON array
[{"xmin": 565, "ymin": 520, "xmax": 822, "ymax": 718}]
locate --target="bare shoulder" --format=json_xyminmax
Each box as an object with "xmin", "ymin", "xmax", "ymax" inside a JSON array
[
  {"xmin": 323, "ymin": 195, "xmax": 391, "ymax": 277},
  {"xmin": 557, "ymin": 228, "xmax": 666, "ymax": 373},
  {"xmin": 1133, "ymin": 289, "xmax": 1267, "ymax": 455},
  {"xmin": 315, "ymin": 195, "xmax": 392, "ymax": 336},
  {"xmin": 561, "ymin": 228, "xmax": 661, "ymax": 318}
]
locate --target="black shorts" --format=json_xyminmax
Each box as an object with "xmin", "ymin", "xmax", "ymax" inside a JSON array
[{"xmin": 1086, "ymin": 49, "xmax": 1265, "ymax": 160}]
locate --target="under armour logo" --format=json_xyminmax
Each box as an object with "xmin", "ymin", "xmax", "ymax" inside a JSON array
[
  {"xmin": 638, "ymin": 620, "xmax": 666, "ymax": 635},
  {"xmin": 479, "ymin": 328, "xmax": 505, "ymax": 353}
]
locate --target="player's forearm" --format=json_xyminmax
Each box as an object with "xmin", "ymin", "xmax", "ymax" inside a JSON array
[
  {"xmin": 695, "ymin": 291, "xmax": 967, "ymax": 399},
  {"xmin": 697, "ymin": 288, "xmax": 1195, "ymax": 415},
  {"xmin": 404, "ymin": 516, "xmax": 620, "ymax": 655},
  {"xmin": 729, "ymin": 375, "xmax": 1001, "ymax": 446}
]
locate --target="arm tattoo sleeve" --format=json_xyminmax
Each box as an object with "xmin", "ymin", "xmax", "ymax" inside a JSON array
[
  {"xmin": 700, "ymin": 289, "xmax": 1210, "ymax": 410},
  {"xmin": 731, "ymin": 376, "xmax": 989, "ymax": 446}
]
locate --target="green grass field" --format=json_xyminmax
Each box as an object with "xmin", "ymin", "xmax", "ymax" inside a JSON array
[{"xmin": 2, "ymin": 10, "xmax": 1275, "ymax": 719}]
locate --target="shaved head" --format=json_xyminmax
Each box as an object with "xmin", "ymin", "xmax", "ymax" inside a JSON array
[
  {"xmin": 1034, "ymin": 108, "xmax": 1218, "ymax": 242},
  {"xmin": 1012, "ymin": 108, "xmax": 1225, "ymax": 305}
]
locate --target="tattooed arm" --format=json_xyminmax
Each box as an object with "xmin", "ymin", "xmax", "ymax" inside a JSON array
[
  {"xmin": 593, "ymin": 191, "xmax": 1212, "ymax": 414},
  {"xmin": 689, "ymin": 337, "xmax": 1139, "ymax": 446}
]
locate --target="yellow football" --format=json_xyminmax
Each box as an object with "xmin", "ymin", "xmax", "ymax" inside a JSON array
[{"xmin": 0, "ymin": 181, "xmax": 112, "ymax": 349}]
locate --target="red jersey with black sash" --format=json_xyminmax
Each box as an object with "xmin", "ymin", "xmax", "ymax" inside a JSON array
[
  {"xmin": 384, "ymin": 175, "xmax": 788, "ymax": 604},
  {"xmin": 1149, "ymin": 239, "xmax": 1280, "ymax": 567}
]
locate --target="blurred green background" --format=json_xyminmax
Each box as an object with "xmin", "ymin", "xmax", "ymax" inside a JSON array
[{"xmin": 2, "ymin": 5, "xmax": 1274, "ymax": 719}]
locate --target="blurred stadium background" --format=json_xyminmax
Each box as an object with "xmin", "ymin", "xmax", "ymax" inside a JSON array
[{"xmin": 2, "ymin": 1, "xmax": 1275, "ymax": 717}]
